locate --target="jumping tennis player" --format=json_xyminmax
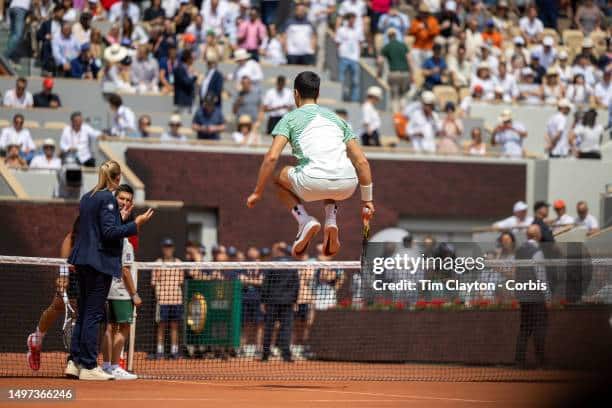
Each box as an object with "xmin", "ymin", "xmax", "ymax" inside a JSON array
[
  {"xmin": 101, "ymin": 184, "xmax": 142, "ymax": 380},
  {"xmin": 246, "ymin": 71, "xmax": 375, "ymax": 257},
  {"xmin": 26, "ymin": 216, "xmax": 80, "ymax": 371}
]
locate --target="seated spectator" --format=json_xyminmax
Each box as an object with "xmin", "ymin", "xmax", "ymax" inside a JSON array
[
  {"xmin": 70, "ymin": 43, "xmax": 101, "ymax": 79},
  {"xmin": 108, "ymin": 93, "xmax": 136, "ymax": 137},
  {"xmin": 504, "ymin": 35, "xmax": 529, "ymax": 69},
  {"xmin": 238, "ymin": 7, "xmax": 267, "ymax": 60},
  {"xmin": 4, "ymin": 144, "xmax": 27, "ymax": 170},
  {"xmin": 185, "ymin": 14, "xmax": 207, "ymax": 53},
  {"xmin": 495, "ymin": 63, "xmax": 519, "ymax": 102},
  {"xmin": 406, "ymin": 91, "xmax": 440, "ymax": 153},
  {"xmin": 575, "ymin": 201, "xmax": 599, "ymax": 235},
  {"xmin": 263, "ymin": 75, "xmax": 293, "ymax": 135},
  {"xmin": 570, "ymin": 108, "xmax": 603, "ymax": 159},
  {"xmin": 52, "ymin": 21, "xmax": 81, "ymax": 77},
  {"xmin": 517, "ymin": 67, "xmax": 543, "ymax": 105},
  {"xmin": 437, "ymin": 1, "xmax": 460, "ymax": 40},
  {"xmin": 378, "ymin": 6, "xmax": 411, "ymax": 44},
  {"xmin": 574, "ymin": 0, "xmax": 603, "ymax": 36},
  {"xmin": 131, "ymin": 43, "xmax": 159, "ymax": 93},
  {"xmin": 519, "ymin": 4, "xmax": 544, "ymax": 45},
  {"xmin": 336, "ymin": 12, "xmax": 364, "ymax": 102},
  {"xmin": 545, "ymin": 99, "xmax": 573, "ymax": 158},
  {"xmin": 464, "ymin": 17, "xmax": 483, "ymax": 59},
  {"xmin": 200, "ymin": 0, "xmax": 227, "ymax": 38},
  {"xmin": 72, "ymin": 11, "xmax": 93, "ymax": 46},
  {"xmin": 89, "ymin": 27, "xmax": 104, "ymax": 61},
  {"xmin": 121, "ymin": 16, "xmax": 149, "ymax": 46},
  {"xmin": 491, "ymin": 109, "xmax": 528, "ymax": 158},
  {"xmin": 361, "ymin": 86, "xmax": 382, "ymax": 146},
  {"xmin": 33, "ymin": 78, "xmax": 62, "ymax": 108},
  {"xmin": 438, "ymin": 102, "xmax": 462, "ymax": 154},
  {"xmin": 135, "ymin": 115, "xmax": 152, "ymax": 138},
  {"xmin": 158, "ymin": 44, "xmax": 179, "ymax": 94},
  {"xmin": 60, "ymin": 111, "xmax": 102, "ymax": 167},
  {"xmin": 173, "ymin": 1, "xmax": 193, "ymax": 36},
  {"xmin": 0, "ymin": 114, "xmax": 36, "ymax": 161},
  {"xmin": 109, "ymin": 0, "xmax": 140, "ymax": 23},
  {"xmin": 161, "ymin": 114, "xmax": 188, "ymax": 142},
  {"xmin": 552, "ymin": 199, "xmax": 574, "ymax": 230},
  {"xmin": 29, "ymin": 139, "xmax": 62, "ymax": 170},
  {"xmin": 447, "ymin": 44, "xmax": 471, "ymax": 89},
  {"xmin": 471, "ymin": 62, "xmax": 496, "ymax": 100},
  {"xmin": 377, "ymin": 28, "xmax": 410, "ymax": 112},
  {"xmin": 192, "ymin": 94, "xmax": 225, "ymax": 140},
  {"xmin": 232, "ymin": 76, "xmax": 262, "ymax": 127},
  {"xmin": 232, "ymin": 115, "xmax": 260, "ymax": 146},
  {"xmin": 282, "ymin": 3, "xmax": 316, "ymax": 65},
  {"xmin": 528, "ymin": 52, "xmax": 546, "ymax": 84},
  {"xmin": 260, "ymin": 24, "xmax": 286, "ymax": 66},
  {"xmin": 474, "ymin": 43, "xmax": 499, "ymax": 76},
  {"xmin": 493, "ymin": 201, "xmax": 534, "ymax": 231},
  {"xmin": 102, "ymin": 45, "xmax": 135, "ymax": 93},
  {"xmin": 232, "ymin": 49, "xmax": 264, "ymax": 89},
  {"xmin": 422, "ymin": 42, "xmax": 447, "ymax": 90},
  {"xmin": 542, "ymin": 68, "xmax": 565, "ymax": 105},
  {"xmin": 465, "ymin": 127, "xmax": 486, "ymax": 156},
  {"xmin": 565, "ymin": 73, "xmax": 593, "ymax": 107},
  {"xmin": 173, "ymin": 49, "xmax": 199, "ymax": 113},
  {"xmin": 409, "ymin": 4, "xmax": 440, "ymax": 68},
  {"xmin": 491, "ymin": 0, "xmax": 514, "ymax": 36},
  {"xmin": 61, "ymin": 0, "xmax": 77, "ymax": 22},
  {"xmin": 532, "ymin": 36, "xmax": 557, "ymax": 69},
  {"xmin": 459, "ymin": 84, "xmax": 483, "ymax": 118},
  {"xmin": 201, "ymin": 29, "xmax": 225, "ymax": 61},
  {"xmin": 556, "ymin": 51, "xmax": 572, "ymax": 85},
  {"xmin": 104, "ymin": 23, "xmax": 121, "ymax": 46},
  {"xmin": 3, "ymin": 77, "xmax": 33, "ymax": 108},
  {"xmin": 594, "ymin": 66, "xmax": 611, "ymax": 108},
  {"xmin": 481, "ymin": 19, "xmax": 503, "ymax": 49},
  {"xmin": 572, "ymin": 52, "xmax": 598, "ymax": 87},
  {"xmin": 143, "ymin": 0, "xmax": 166, "ymax": 26}
]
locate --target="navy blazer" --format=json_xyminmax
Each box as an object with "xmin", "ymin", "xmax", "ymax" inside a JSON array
[
  {"xmin": 173, "ymin": 62, "xmax": 197, "ymax": 108},
  {"xmin": 201, "ymin": 69, "xmax": 224, "ymax": 107},
  {"xmin": 68, "ymin": 189, "xmax": 137, "ymax": 278}
]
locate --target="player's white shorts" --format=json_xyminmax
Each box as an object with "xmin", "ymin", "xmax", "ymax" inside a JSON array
[{"xmin": 288, "ymin": 167, "xmax": 357, "ymax": 202}]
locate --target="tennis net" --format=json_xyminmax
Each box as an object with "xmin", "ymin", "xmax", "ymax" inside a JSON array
[{"xmin": 0, "ymin": 252, "xmax": 611, "ymax": 381}]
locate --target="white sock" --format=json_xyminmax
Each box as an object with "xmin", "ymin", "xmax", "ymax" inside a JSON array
[
  {"xmin": 156, "ymin": 344, "xmax": 164, "ymax": 354},
  {"xmin": 31, "ymin": 327, "xmax": 45, "ymax": 346},
  {"xmin": 325, "ymin": 203, "xmax": 338, "ymax": 225},
  {"xmin": 171, "ymin": 344, "xmax": 178, "ymax": 354},
  {"xmin": 111, "ymin": 364, "xmax": 119, "ymax": 370},
  {"xmin": 291, "ymin": 204, "xmax": 309, "ymax": 225},
  {"xmin": 102, "ymin": 361, "xmax": 111, "ymax": 370}
]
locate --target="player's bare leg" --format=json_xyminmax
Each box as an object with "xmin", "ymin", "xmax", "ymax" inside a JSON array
[
  {"xmin": 27, "ymin": 295, "xmax": 64, "ymax": 370},
  {"xmin": 322, "ymin": 199, "xmax": 340, "ymax": 256},
  {"xmin": 275, "ymin": 166, "xmax": 321, "ymax": 257}
]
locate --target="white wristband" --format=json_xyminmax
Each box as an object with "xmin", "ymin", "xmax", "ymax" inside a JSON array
[{"xmin": 360, "ymin": 184, "xmax": 373, "ymax": 201}]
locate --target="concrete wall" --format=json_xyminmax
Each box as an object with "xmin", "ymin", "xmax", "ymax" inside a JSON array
[{"xmin": 0, "ymin": 172, "xmax": 15, "ymax": 196}]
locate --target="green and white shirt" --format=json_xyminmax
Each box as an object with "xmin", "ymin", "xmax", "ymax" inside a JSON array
[
  {"xmin": 107, "ymin": 238, "xmax": 135, "ymax": 300},
  {"xmin": 272, "ymin": 104, "xmax": 358, "ymax": 180}
]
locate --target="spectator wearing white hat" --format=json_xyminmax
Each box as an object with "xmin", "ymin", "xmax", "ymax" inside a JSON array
[
  {"xmin": 406, "ymin": 91, "xmax": 440, "ymax": 153},
  {"xmin": 517, "ymin": 67, "xmax": 543, "ymax": 105},
  {"xmin": 491, "ymin": 109, "xmax": 528, "ymax": 158},
  {"xmin": 504, "ymin": 35, "xmax": 529, "ymax": 68},
  {"xmin": 594, "ymin": 66, "xmax": 611, "ymax": 108},
  {"xmin": 519, "ymin": 4, "xmax": 544, "ymax": 45},
  {"xmin": 161, "ymin": 114, "xmax": 188, "ymax": 142},
  {"xmin": 29, "ymin": 139, "xmax": 62, "ymax": 170},
  {"xmin": 545, "ymin": 98, "xmax": 572, "ymax": 158},
  {"xmin": 493, "ymin": 201, "xmax": 534, "ymax": 231},
  {"xmin": 231, "ymin": 49, "xmax": 264, "ymax": 89},
  {"xmin": 556, "ymin": 50, "xmax": 572, "ymax": 85},
  {"xmin": 542, "ymin": 67, "xmax": 565, "ymax": 105},
  {"xmin": 335, "ymin": 12, "xmax": 365, "ymax": 102},
  {"xmin": 361, "ymin": 86, "xmax": 382, "ymax": 146},
  {"xmin": 494, "ymin": 63, "xmax": 519, "ymax": 103},
  {"xmin": 471, "ymin": 61, "xmax": 496, "ymax": 100},
  {"xmin": 532, "ymin": 36, "xmax": 557, "ymax": 69},
  {"xmin": 473, "ymin": 43, "xmax": 499, "ymax": 76},
  {"xmin": 232, "ymin": 114, "xmax": 260, "ymax": 146}
]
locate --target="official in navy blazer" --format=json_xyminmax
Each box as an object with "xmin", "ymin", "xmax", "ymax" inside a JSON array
[
  {"xmin": 66, "ymin": 160, "xmax": 153, "ymax": 380},
  {"xmin": 199, "ymin": 52, "xmax": 224, "ymax": 107}
]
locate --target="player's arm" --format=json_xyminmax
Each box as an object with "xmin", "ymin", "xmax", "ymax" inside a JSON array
[
  {"xmin": 57, "ymin": 232, "xmax": 73, "ymax": 293},
  {"xmin": 346, "ymin": 139, "xmax": 375, "ymax": 215},
  {"xmin": 121, "ymin": 265, "xmax": 142, "ymax": 307},
  {"xmin": 246, "ymin": 135, "xmax": 289, "ymax": 208}
]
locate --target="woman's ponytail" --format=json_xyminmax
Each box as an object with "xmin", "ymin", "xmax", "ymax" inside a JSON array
[{"xmin": 91, "ymin": 160, "xmax": 122, "ymax": 196}]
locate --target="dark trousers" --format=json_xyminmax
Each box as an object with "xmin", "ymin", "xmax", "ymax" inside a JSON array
[
  {"xmin": 361, "ymin": 130, "xmax": 381, "ymax": 146},
  {"xmin": 262, "ymin": 304, "xmax": 293, "ymax": 359},
  {"xmin": 70, "ymin": 266, "xmax": 112, "ymax": 369},
  {"xmin": 515, "ymin": 302, "xmax": 548, "ymax": 366},
  {"xmin": 287, "ymin": 54, "xmax": 315, "ymax": 66}
]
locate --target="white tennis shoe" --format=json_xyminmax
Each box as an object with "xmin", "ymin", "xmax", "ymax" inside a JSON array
[
  {"xmin": 292, "ymin": 216, "xmax": 320, "ymax": 257},
  {"xmin": 64, "ymin": 360, "xmax": 80, "ymax": 378},
  {"xmin": 111, "ymin": 366, "xmax": 138, "ymax": 380},
  {"xmin": 78, "ymin": 366, "xmax": 114, "ymax": 381},
  {"xmin": 322, "ymin": 222, "xmax": 340, "ymax": 257}
]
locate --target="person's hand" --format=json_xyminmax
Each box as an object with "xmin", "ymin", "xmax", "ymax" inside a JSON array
[
  {"xmin": 362, "ymin": 201, "xmax": 375, "ymax": 221},
  {"xmin": 132, "ymin": 293, "xmax": 142, "ymax": 307},
  {"xmin": 246, "ymin": 192, "xmax": 261, "ymax": 208},
  {"xmin": 63, "ymin": 63, "xmax": 70, "ymax": 71},
  {"xmin": 135, "ymin": 208, "xmax": 154, "ymax": 227},
  {"xmin": 260, "ymin": 304, "xmax": 267, "ymax": 314},
  {"xmin": 120, "ymin": 201, "xmax": 134, "ymax": 221}
]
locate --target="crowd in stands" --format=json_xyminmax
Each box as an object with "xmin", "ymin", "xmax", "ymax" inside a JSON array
[
  {"xmin": 0, "ymin": 0, "xmax": 610, "ymax": 163},
  {"xmin": 147, "ymin": 237, "xmax": 343, "ymax": 360}
]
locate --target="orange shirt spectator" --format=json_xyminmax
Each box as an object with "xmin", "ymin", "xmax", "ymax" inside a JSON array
[
  {"xmin": 481, "ymin": 20, "xmax": 503, "ymax": 48},
  {"xmin": 410, "ymin": 11, "xmax": 440, "ymax": 50}
]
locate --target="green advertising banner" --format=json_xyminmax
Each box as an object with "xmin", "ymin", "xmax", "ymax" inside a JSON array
[{"xmin": 184, "ymin": 280, "xmax": 242, "ymax": 348}]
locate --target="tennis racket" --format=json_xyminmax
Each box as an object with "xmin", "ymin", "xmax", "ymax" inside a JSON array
[{"xmin": 62, "ymin": 291, "xmax": 76, "ymax": 350}]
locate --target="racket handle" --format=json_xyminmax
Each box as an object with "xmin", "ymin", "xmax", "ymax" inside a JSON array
[{"xmin": 362, "ymin": 207, "xmax": 372, "ymax": 223}]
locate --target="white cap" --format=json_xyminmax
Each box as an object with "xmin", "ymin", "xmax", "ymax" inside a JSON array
[
  {"xmin": 582, "ymin": 38, "xmax": 594, "ymax": 48},
  {"xmin": 513, "ymin": 201, "xmax": 528, "ymax": 213},
  {"xmin": 367, "ymin": 86, "xmax": 383, "ymax": 99},
  {"xmin": 233, "ymin": 48, "xmax": 250, "ymax": 61},
  {"xmin": 521, "ymin": 67, "xmax": 534, "ymax": 76},
  {"xmin": 43, "ymin": 138, "xmax": 56, "ymax": 147},
  {"xmin": 421, "ymin": 91, "xmax": 436, "ymax": 104},
  {"xmin": 499, "ymin": 108, "xmax": 512, "ymax": 122},
  {"xmin": 557, "ymin": 98, "xmax": 572, "ymax": 109},
  {"xmin": 513, "ymin": 36, "xmax": 525, "ymax": 45},
  {"xmin": 494, "ymin": 86, "xmax": 504, "ymax": 93},
  {"xmin": 477, "ymin": 61, "xmax": 490, "ymax": 70},
  {"xmin": 543, "ymin": 36, "xmax": 554, "ymax": 47},
  {"xmin": 445, "ymin": 1, "xmax": 457, "ymax": 12},
  {"xmin": 239, "ymin": 0, "xmax": 250, "ymax": 7},
  {"xmin": 559, "ymin": 50, "xmax": 568, "ymax": 60},
  {"xmin": 169, "ymin": 114, "xmax": 182, "ymax": 125}
]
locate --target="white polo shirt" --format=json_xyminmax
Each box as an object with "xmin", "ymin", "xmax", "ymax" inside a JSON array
[
  {"xmin": 519, "ymin": 17, "xmax": 543, "ymax": 39},
  {"xmin": 494, "ymin": 215, "xmax": 534, "ymax": 230},
  {"xmin": 546, "ymin": 112, "xmax": 570, "ymax": 156},
  {"xmin": 362, "ymin": 101, "xmax": 381, "ymax": 133},
  {"xmin": 0, "ymin": 127, "xmax": 35, "ymax": 151},
  {"xmin": 29, "ymin": 154, "xmax": 62, "ymax": 170},
  {"xmin": 3, "ymin": 89, "xmax": 33, "ymax": 108},
  {"xmin": 594, "ymin": 81, "xmax": 611, "ymax": 107},
  {"xmin": 234, "ymin": 60, "xmax": 264, "ymax": 84},
  {"xmin": 406, "ymin": 109, "xmax": 440, "ymax": 153},
  {"xmin": 494, "ymin": 122, "xmax": 527, "ymax": 158},
  {"xmin": 263, "ymin": 87, "xmax": 294, "ymax": 118},
  {"xmin": 335, "ymin": 24, "xmax": 363, "ymax": 62},
  {"xmin": 60, "ymin": 124, "xmax": 101, "ymax": 163},
  {"xmin": 553, "ymin": 214, "xmax": 574, "ymax": 227},
  {"xmin": 575, "ymin": 214, "xmax": 599, "ymax": 232}
]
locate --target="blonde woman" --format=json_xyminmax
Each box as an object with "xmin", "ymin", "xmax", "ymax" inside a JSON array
[{"xmin": 65, "ymin": 160, "xmax": 153, "ymax": 380}]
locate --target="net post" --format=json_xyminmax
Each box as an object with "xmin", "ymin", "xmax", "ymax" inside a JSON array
[{"xmin": 127, "ymin": 263, "xmax": 138, "ymax": 372}]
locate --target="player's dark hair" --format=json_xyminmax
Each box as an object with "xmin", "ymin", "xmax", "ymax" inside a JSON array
[
  {"xmin": 117, "ymin": 183, "xmax": 134, "ymax": 196},
  {"xmin": 294, "ymin": 71, "xmax": 320, "ymax": 99},
  {"xmin": 107, "ymin": 93, "xmax": 123, "ymax": 108},
  {"xmin": 70, "ymin": 111, "xmax": 82, "ymax": 121}
]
